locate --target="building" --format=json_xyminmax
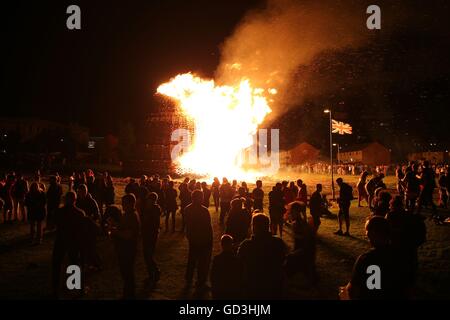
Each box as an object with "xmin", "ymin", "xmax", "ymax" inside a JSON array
[
  {"xmin": 280, "ymin": 142, "xmax": 320, "ymax": 167},
  {"xmin": 339, "ymin": 142, "xmax": 391, "ymax": 165}
]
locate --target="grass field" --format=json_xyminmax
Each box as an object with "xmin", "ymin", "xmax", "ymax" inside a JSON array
[{"xmin": 0, "ymin": 173, "xmax": 449, "ymax": 299}]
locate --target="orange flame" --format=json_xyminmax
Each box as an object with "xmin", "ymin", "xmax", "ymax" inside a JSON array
[{"xmin": 157, "ymin": 73, "xmax": 273, "ymax": 180}]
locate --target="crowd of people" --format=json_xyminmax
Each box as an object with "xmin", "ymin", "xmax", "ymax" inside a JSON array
[{"xmin": 0, "ymin": 159, "xmax": 448, "ymax": 300}]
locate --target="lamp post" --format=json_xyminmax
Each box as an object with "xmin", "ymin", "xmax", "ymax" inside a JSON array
[
  {"xmin": 333, "ymin": 143, "xmax": 340, "ymax": 164},
  {"xmin": 324, "ymin": 109, "xmax": 335, "ymax": 200}
]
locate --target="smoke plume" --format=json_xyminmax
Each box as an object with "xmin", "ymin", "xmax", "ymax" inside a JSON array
[{"xmin": 215, "ymin": 0, "xmax": 369, "ymax": 116}]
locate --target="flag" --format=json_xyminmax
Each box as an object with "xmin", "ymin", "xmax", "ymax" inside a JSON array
[{"xmin": 332, "ymin": 119, "xmax": 352, "ymax": 135}]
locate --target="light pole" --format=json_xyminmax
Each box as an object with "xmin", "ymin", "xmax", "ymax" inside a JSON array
[
  {"xmin": 333, "ymin": 143, "xmax": 340, "ymax": 164},
  {"xmin": 324, "ymin": 109, "xmax": 335, "ymax": 200}
]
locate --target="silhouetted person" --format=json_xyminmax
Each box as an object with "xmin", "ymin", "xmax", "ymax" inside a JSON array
[
  {"xmin": 357, "ymin": 171, "xmax": 369, "ymax": 207},
  {"xmin": 25, "ymin": 182, "xmax": 46, "ymax": 244},
  {"xmin": 212, "ymin": 177, "xmax": 220, "ymax": 212},
  {"xmin": 341, "ymin": 216, "xmax": 408, "ymax": 300},
  {"xmin": 104, "ymin": 174, "xmax": 115, "ymax": 206},
  {"xmin": 297, "ymin": 179, "xmax": 308, "ymax": 204},
  {"xmin": 46, "ymin": 175, "xmax": 63, "ymax": 230},
  {"xmin": 386, "ymin": 196, "xmax": 426, "ymax": 296},
  {"xmin": 438, "ymin": 171, "xmax": 448, "ymax": 209},
  {"xmin": 140, "ymin": 192, "xmax": 161, "ymax": 287},
  {"xmin": 86, "ymin": 172, "xmax": 96, "ymax": 200},
  {"xmin": 285, "ymin": 201, "xmax": 317, "ymax": 284},
  {"xmin": 12, "ymin": 173, "xmax": 28, "ymax": 222},
  {"xmin": 396, "ymin": 166, "xmax": 405, "ymax": 198},
  {"xmin": 417, "ymin": 161, "xmax": 438, "ymax": 219},
  {"xmin": 201, "ymin": 182, "xmax": 211, "ymax": 208},
  {"xmin": 373, "ymin": 190, "xmax": 392, "ymax": 217},
  {"xmin": 52, "ymin": 192, "xmax": 86, "ymax": 298},
  {"xmin": 76, "ymin": 184, "xmax": 101, "ymax": 270},
  {"xmin": 179, "ymin": 178, "xmax": 191, "ymax": 232},
  {"xmin": 110, "ymin": 194, "xmax": 140, "ymax": 299},
  {"xmin": 365, "ymin": 173, "xmax": 385, "ymax": 210},
  {"xmin": 219, "ymin": 178, "xmax": 233, "ymax": 225},
  {"xmin": 309, "ymin": 184, "xmax": 323, "ymax": 233},
  {"xmin": 238, "ymin": 214, "xmax": 287, "ymax": 299},
  {"xmin": 402, "ymin": 169, "xmax": 421, "ymax": 212},
  {"xmin": 184, "ymin": 190, "xmax": 213, "ymax": 292},
  {"xmin": 335, "ymin": 178, "xmax": 353, "ymax": 236},
  {"xmin": 94, "ymin": 173, "xmax": 107, "ymax": 214},
  {"xmin": 125, "ymin": 178, "xmax": 140, "ymax": 199},
  {"xmin": 252, "ymin": 180, "xmax": 264, "ymax": 212},
  {"xmin": 286, "ymin": 181, "xmax": 297, "ymax": 204},
  {"xmin": 226, "ymin": 198, "xmax": 251, "ymax": 245},
  {"xmin": 165, "ymin": 180, "xmax": 178, "ymax": 232},
  {"xmin": 269, "ymin": 183, "xmax": 285, "ymax": 237},
  {"xmin": 76, "ymin": 184, "xmax": 100, "ymax": 221},
  {"xmin": 210, "ymin": 234, "xmax": 242, "ymax": 299},
  {"xmin": 1, "ymin": 174, "xmax": 14, "ymax": 223}
]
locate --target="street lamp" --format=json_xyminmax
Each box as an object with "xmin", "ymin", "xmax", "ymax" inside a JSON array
[
  {"xmin": 324, "ymin": 109, "xmax": 335, "ymax": 200},
  {"xmin": 333, "ymin": 143, "xmax": 340, "ymax": 164}
]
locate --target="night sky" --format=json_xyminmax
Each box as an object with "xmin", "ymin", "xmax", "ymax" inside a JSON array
[
  {"xmin": 1, "ymin": 0, "xmax": 261, "ymax": 134},
  {"xmin": 1, "ymin": 0, "xmax": 450, "ymax": 152}
]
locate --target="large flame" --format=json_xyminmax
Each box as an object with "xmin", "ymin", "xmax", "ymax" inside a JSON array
[{"xmin": 157, "ymin": 73, "xmax": 273, "ymax": 180}]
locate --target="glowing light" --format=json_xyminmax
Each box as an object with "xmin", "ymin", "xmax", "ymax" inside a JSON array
[{"xmin": 157, "ymin": 73, "xmax": 273, "ymax": 180}]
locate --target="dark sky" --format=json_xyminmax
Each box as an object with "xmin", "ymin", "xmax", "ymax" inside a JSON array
[
  {"xmin": 1, "ymin": 0, "xmax": 262, "ymax": 135},
  {"xmin": 1, "ymin": 0, "xmax": 450, "ymax": 146}
]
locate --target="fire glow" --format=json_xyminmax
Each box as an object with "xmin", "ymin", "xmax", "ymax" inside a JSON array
[{"xmin": 157, "ymin": 73, "xmax": 274, "ymax": 179}]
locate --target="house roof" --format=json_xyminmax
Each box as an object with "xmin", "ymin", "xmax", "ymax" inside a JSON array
[
  {"xmin": 340, "ymin": 142, "xmax": 386, "ymax": 153},
  {"xmin": 285, "ymin": 141, "xmax": 320, "ymax": 152}
]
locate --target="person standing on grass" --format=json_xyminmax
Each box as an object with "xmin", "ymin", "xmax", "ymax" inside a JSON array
[
  {"xmin": 1, "ymin": 174, "xmax": 14, "ymax": 223},
  {"xmin": 184, "ymin": 190, "xmax": 213, "ymax": 293},
  {"xmin": 438, "ymin": 170, "xmax": 448, "ymax": 209},
  {"xmin": 340, "ymin": 216, "xmax": 408, "ymax": 300},
  {"xmin": 285, "ymin": 201, "xmax": 317, "ymax": 285},
  {"xmin": 76, "ymin": 184, "xmax": 101, "ymax": 270},
  {"xmin": 335, "ymin": 178, "xmax": 353, "ymax": 236},
  {"xmin": 179, "ymin": 177, "xmax": 191, "ymax": 232},
  {"xmin": 165, "ymin": 180, "xmax": 178, "ymax": 232},
  {"xmin": 402, "ymin": 167, "xmax": 421, "ymax": 213},
  {"xmin": 219, "ymin": 178, "xmax": 233, "ymax": 225},
  {"xmin": 251, "ymin": 180, "xmax": 264, "ymax": 212},
  {"xmin": 46, "ymin": 175, "xmax": 63, "ymax": 231},
  {"xmin": 76, "ymin": 184, "xmax": 100, "ymax": 221},
  {"xmin": 357, "ymin": 171, "xmax": 369, "ymax": 207},
  {"xmin": 238, "ymin": 214, "xmax": 287, "ymax": 299},
  {"xmin": 110, "ymin": 194, "xmax": 140, "ymax": 299},
  {"xmin": 201, "ymin": 182, "xmax": 211, "ymax": 208},
  {"xmin": 52, "ymin": 192, "xmax": 86, "ymax": 298},
  {"xmin": 141, "ymin": 192, "xmax": 161, "ymax": 287},
  {"xmin": 226, "ymin": 197, "xmax": 251, "ymax": 246},
  {"xmin": 268, "ymin": 183, "xmax": 285, "ymax": 238},
  {"xmin": 309, "ymin": 184, "xmax": 323, "ymax": 233},
  {"xmin": 417, "ymin": 160, "xmax": 438, "ymax": 220},
  {"xmin": 12, "ymin": 173, "xmax": 28, "ymax": 222},
  {"xmin": 104, "ymin": 174, "xmax": 115, "ymax": 207},
  {"xmin": 396, "ymin": 166, "xmax": 406, "ymax": 199},
  {"xmin": 366, "ymin": 173, "xmax": 386, "ymax": 211},
  {"xmin": 212, "ymin": 177, "xmax": 221, "ymax": 212},
  {"xmin": 283, "ymin": 182, "xmax": 297, "ymax": 208},
  {"xmin": 210, "ymin": 234, "xmax": 242, "ymax": 299},
  {"xmin": 25, "ymin": 182, "xmax": 47, "ymax": 245},
  {"xmin": 386, "ymin": 196, "xmax": 426, "ymax": 297},
  {"xmin": 125, "ymin": 177, "xmax": 140, "ymax": 199}
]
